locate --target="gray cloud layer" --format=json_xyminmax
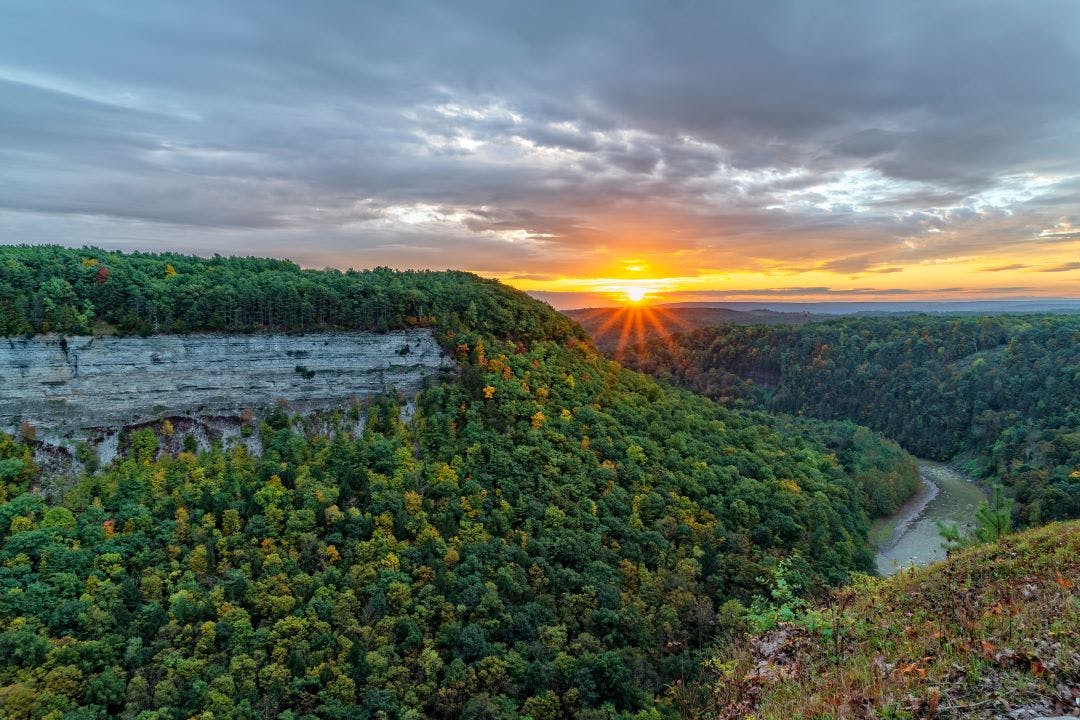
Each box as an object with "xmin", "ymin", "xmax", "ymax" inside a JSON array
[{"xmin": 1, "ymin": 0, "xmax": 1079, "ymax": 279}]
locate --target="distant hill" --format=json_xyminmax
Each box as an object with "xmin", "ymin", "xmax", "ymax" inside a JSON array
[
  {"xmin": 662, "ymin": 299, "xmax": 1080, "ymax": 315},
  {"xmin": 564, "ymin": 305, "xmax": 815, "ymax": 354}
]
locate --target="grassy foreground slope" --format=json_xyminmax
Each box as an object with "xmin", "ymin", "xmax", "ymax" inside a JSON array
[
  {"xmin": 701, "ymin": 522, "xmax": 1080, "ymax": 719},
  {"xmin": 0, "ymin": 248, "xmax": 920, "ymax": 719}
]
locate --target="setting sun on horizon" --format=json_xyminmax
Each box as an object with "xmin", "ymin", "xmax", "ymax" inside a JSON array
[
  {"xmin": 1, "ymin": 2, "xmax": 1077, "ymax": 311},
  {"xmin": 492, "ymin": 242, "xmax": 1080, "ymax": 310},
  {"xmin": 5, "ymin": 3, "xmax": 1080, "ymax": 718}
]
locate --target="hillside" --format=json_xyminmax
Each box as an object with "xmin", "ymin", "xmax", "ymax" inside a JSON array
[
  {"xmin": 695, "ymin": 521, "xmax": 1080, "ymax": 719},
  {"xmin": 563, "ymin": 306, "xmax": 814, "ymax": 355},
  {"xmin": 621, "ymin": 315, "xmax": 1080, "ymax": 525},
  {"xmin": 0, "ymin": 245, "xmax": 578, "ymax": 343},
  {"xmin": 0, "ymin": 247, "xmax": 920, "ymax": 719}
]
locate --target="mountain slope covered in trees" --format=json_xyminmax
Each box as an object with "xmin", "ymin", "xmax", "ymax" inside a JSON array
[
  {"xmin": 0, "ymin": 247, "xmax": 919, "ymax": 719},
  {"xmin": 621, "ymin": 315, "xmax": 1080, "ymax": 525},
  {"xmin": 0, "ymin": 245, "xmax": 573, "ymax": 341}
]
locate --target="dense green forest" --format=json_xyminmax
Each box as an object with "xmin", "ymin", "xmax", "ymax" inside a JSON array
[
  {"xmin": 621, "ymin": 314, "xmax": 1080, "ymax": 525},
  {"xmin": 0, "ymin": 245, "xmax": 575, "ymax": 343},
  {"xmin": 0, "ymin": 247, "xmax": 920, "ymax": 719}
]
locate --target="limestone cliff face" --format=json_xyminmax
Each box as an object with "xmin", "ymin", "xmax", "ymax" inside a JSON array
[{"xmin": 0, "ymin": 330, "xmax": 451, "ymax": 439}]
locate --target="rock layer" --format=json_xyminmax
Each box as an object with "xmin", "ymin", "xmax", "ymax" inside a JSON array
[{"xmin": 0, "ymin": 330, "xmax": 451, "ymax": 438}]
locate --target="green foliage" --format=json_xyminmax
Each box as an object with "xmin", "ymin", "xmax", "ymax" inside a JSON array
[
  {"xmin": 0, "ymin": 248, "xmax": 929, "ymax": 717},
  {"xmin": 705, "ymin": 521, "xmax": 1080, "ymax": 718},
  {"xmin": 744, "ymin": 558, "xmax": 809, "ymax": 633},
  {"xmin": 0, "ymin": 459, "xmax": 23, "ymax": 485},
  {"xmin": 0, "ymin": 433, "xmax": 36, "ymax": 501},
  {"xmin": 75, "ymin": 441, "xmax": 99, "ymax": 473},
  {"xmin": 939, "ymin": 482, "xmax": 1015, "ymax": 550},
  {"xmin": 770, "ymin": 417, "xmax": 920, "ymax": 519},
  {"xmin": 974, "ymin": 484, "xmax": 1014, "ymax": 541},
  {"xmin": 0, "ymin": 245, "xmax": 582, "ymax": 344},
  {"xmin": 624, "ymin": 314, "xmax": 1080, "ymax": 524},
  {"xmin": 0, "ymin": 337, "xmax": 908, "ymax": 718}
]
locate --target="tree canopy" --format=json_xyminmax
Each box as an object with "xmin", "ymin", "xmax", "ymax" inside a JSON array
[
  {"xmin": 0, "ymin": 245, "xmax": 580, "ymax": 344},
  {"xmin": 0, "ymin": 247, "xmax": 921, "ymax": 719},
  {"xmin": 623, "ymin": 314, "xmax": 1080, "ymax": 524}
]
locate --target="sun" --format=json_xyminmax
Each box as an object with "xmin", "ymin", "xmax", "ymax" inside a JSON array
[{"xmin": 624, "ymin": 286, "xmax": 647, "ymax": 303}]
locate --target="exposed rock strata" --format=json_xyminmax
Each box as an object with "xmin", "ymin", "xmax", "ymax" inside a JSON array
[{"xmin": 0, "ymin": 330, "xmax": 451, "ymax": 441}]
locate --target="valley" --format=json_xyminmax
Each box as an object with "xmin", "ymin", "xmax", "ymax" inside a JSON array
[
  {"xmin": 0, "ymin": 247, "xmax": 1076, "ymax": 719},
  {"xmin": 572, "ymin": 307, "xmax": 1080, "ymax": 716},
  {"xmin": 0, "ymin": 247, "xmax": 923, "ymax": 719},
  {"xmin": 618, "ymin": 314, "xmax": 1080, "ymax": 524},
  {"xmin": 6, "ymin": 2, "xmax": 1080, "ymax": 716}
]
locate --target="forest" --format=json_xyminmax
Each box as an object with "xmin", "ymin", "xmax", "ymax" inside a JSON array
[
  {"xmin": 0, "ymin": 247, "xmax": 922, "ymax": 718},
  {"xmin": 0, "ymin": 245, "xmax": 575, "ymax": 343},
  {"xmin": 621, "ymin": 314, "xmax": 1080, "ymax": 525}
]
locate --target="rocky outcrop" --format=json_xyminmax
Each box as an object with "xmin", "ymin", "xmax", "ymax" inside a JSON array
[{"xmin": 0, "ymin": 330, "xmax": 452, "ymax": 441}]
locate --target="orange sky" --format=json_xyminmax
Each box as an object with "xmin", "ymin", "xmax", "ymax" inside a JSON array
[
  {"xmin": 487, "ymin": 226, "xmax": 1080, "ymax": 308},
  {"xmin": 4, "ymin": 3, "xmax": 1079, "ymax": 309}
]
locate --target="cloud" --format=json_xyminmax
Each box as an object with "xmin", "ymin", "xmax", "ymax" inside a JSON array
[
  {"xmin": 671, "ymin": 287, "xmax": 924, "ymax": 298},
  {"xmin": 819, "ymin": 255, "xmax": 905, "ymax": 274},
  {"xmin": 509, "ymin": 273, "xmax": 560, "ymax": 282},
  {"xmin": 983, "ymin": 263, "xmax": 1030, "ymax": 272},
  {"xmin": 1038, "ymin": 261, "xmax": 1080, "ymax": 272},
  {"xmin": 0, "ymin": 1, "xmax": 1078, "ymax": 285}
]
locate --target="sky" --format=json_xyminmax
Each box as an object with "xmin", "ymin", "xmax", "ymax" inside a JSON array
[{"xmin": 2, "ymin": 1, "xmax": 1079, "ymax": 309}]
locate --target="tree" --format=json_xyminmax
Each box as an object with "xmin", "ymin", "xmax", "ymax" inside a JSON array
[{"xmin": 974, "ymin": 484, "xmax": 1014, "ymax": 542}]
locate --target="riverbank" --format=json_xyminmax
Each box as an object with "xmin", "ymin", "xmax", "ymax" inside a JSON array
[
  {"xmin": 869, "ymin": 465, "xmax": 939, "ymax": 549},
  {"xmin": 872, "ymin": 460, "xmax": 987, "ymax": 575}
]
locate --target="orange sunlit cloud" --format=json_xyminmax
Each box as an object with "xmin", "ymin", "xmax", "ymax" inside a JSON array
[
  {"xmin": 492, "ymin": 238, "xmax": 1080, "ymax": 309},
  {"xmin": 4, "ymin": 4, "xmax": 1078, "ymax": 308}
]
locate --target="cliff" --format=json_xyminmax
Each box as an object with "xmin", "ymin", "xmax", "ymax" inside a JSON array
[{"xmin": 0, "ymin": 330, "xmax": 451, "ymax": 440}]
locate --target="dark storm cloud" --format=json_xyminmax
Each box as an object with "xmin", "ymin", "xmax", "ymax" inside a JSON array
[{"xmin": 1, "ymin": 0, "xmax": 1079, "ymax": 274}]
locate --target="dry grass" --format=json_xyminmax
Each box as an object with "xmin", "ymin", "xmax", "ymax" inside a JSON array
[{"xmin": 704, "ymin": 522, "xmax": 1080, "ymax": 719}]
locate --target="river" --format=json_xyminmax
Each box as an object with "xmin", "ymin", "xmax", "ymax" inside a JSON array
[{"xmin": 872, "ymin": 460, "xmax": 987, "ymax": 576}]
